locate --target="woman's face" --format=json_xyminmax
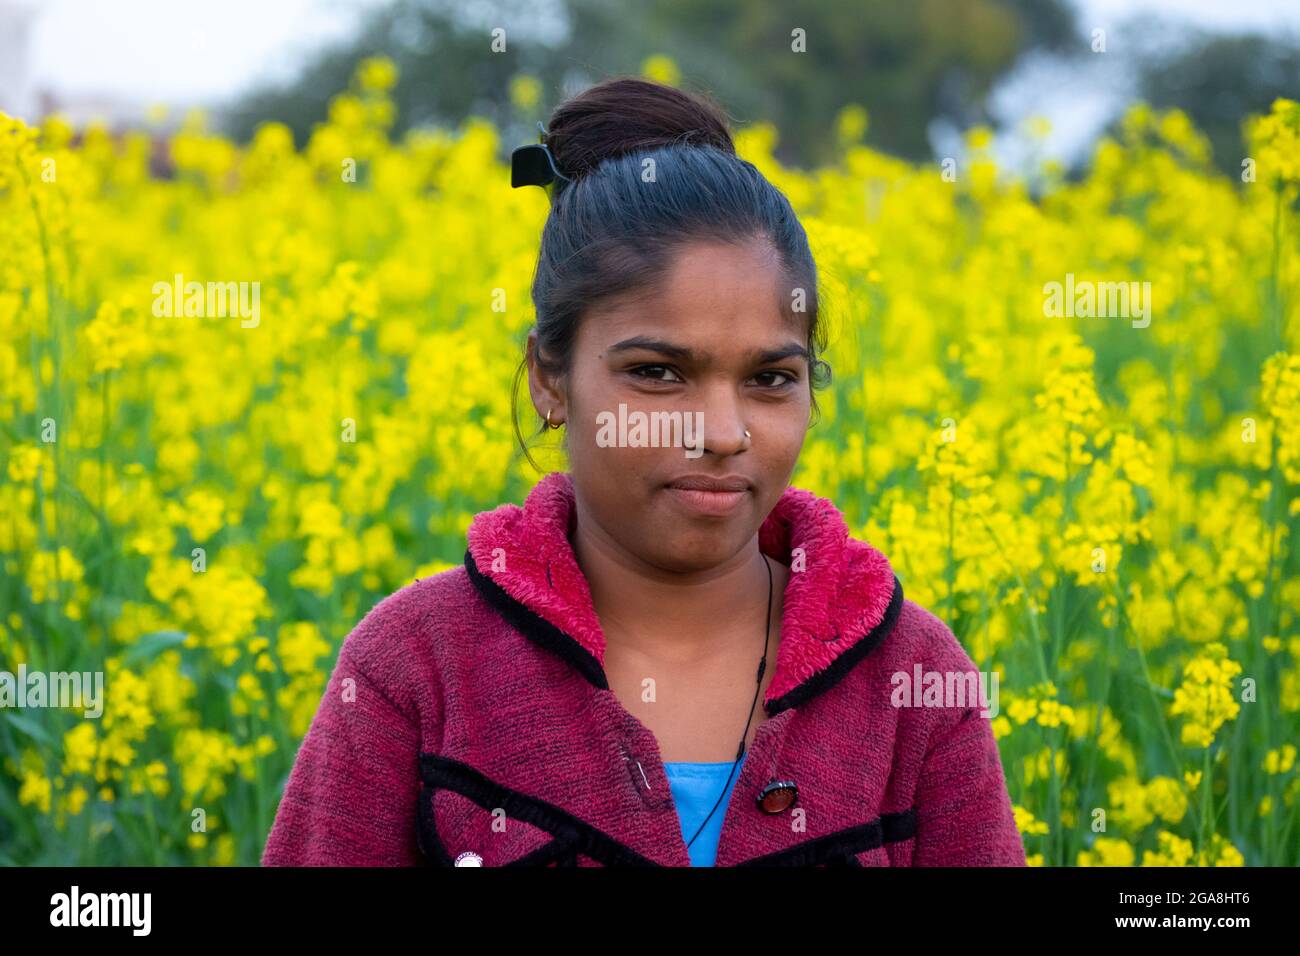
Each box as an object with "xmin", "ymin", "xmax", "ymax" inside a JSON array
[{"xmin": 528, "ymin": 236, "xmax": 812, "ymax": 573}]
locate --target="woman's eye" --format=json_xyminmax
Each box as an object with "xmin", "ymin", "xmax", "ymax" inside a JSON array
[
  {"xmin": 629, "ymin": 365, "xmax": 683, "ymax": 383},
  {"xmin": 753, "ymin": 370, "xmax": 796, "ymax": 388}
]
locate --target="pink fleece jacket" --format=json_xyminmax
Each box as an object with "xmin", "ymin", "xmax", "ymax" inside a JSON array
[{"xmin": 262, "ymin": 471, "xmax": 1027, "ymax": 866}]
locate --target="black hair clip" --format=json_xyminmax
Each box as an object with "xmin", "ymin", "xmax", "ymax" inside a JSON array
[{"xmin": 512, "ymin": 120, "xmax": 573, "ymax": 191}]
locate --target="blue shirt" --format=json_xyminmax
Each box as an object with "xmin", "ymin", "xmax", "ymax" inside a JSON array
[{"xmin": 663, "ymin": 752, "xmax": 748, "ymax": 866}]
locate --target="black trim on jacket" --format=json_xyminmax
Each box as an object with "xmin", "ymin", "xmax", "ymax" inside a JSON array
[
  {"xmin": 419, "ymin": 753, "xmax": 655, "ymax": 866},
  {"xmin": 765, "ymin": 573, "xmax": 905, "ymax": 716},
  {"xmin": 464, "ymin": 547, "xmax": 906, "ymax": 716},
  {"xmin": 464, "ymin": 548, "xmax": 609, "ymax": 691},
  {"xmin": 733, "ymin": 808, "xmax": 917, "ymax": 866},
  {"xmin": 418, "ymin": 753, "xmax": 917, "ymax": 868}
]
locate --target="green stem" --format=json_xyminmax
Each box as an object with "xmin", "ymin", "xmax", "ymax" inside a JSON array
[
  {"xmin": 1199, "ymin": 745, "xmax": 1212, "ymax": 861},
  {"xmin": 1108, "ymin": 579, "xmax": 1185, "ymax": 780},
  {"xmin": 946, "ymin": 473, "xmax": 956, "ymax": 634},
  {"xmin": 100, "ymin": 374, "xmax": 110, "ymax": 516}
]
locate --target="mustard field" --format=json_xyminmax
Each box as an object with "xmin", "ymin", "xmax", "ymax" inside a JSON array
[{"xmin": 1, "ymin": 59, "xmax": 1297, "ymax": 865}]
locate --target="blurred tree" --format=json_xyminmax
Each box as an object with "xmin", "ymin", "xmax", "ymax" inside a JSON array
[
  {"xmin": 1134, "ymin": 30, "xmax": 1300, "ymax": 178},
  {"xmin": 222, "ymin": 0, "xmax": 1079, "ymax": 167},
  {"xmin": 644, "ymin": 0, "xmax": 1086, "ymax": 163}
]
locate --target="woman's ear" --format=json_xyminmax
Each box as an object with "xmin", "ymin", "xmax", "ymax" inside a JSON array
[{"xmin": 526, "ymin": 329, "xmax": 566, "ymax": 428}]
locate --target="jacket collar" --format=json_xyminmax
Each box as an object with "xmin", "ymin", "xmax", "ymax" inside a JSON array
[{"xmin": 464, "ymin": 471, "xmax": 903, "ymax": 716}]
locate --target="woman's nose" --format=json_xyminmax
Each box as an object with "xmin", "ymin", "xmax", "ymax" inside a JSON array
[{"xmin": 698, "ymin": 394, "xmax": 749, "ymax": 457}]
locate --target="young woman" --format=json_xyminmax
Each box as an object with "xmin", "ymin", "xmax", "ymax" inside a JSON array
[{"xmin": 262, "ymin": 77, "xmax": 1026, "ymax": 867}]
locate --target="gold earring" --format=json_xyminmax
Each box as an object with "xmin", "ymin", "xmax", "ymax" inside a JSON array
[{"xmin": 546, "ymin": 409, "xmax": 562, "ymax": 429}]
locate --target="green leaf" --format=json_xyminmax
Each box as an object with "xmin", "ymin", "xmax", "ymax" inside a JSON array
[
  {"xmin": 2, "ymin": 710, "xmax": 56, "ymax": 747},
  {"xmin": 122, "ymin": 630, "xmax": 190, "ymax": 667}
]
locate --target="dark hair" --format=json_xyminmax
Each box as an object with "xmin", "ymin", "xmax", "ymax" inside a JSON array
[{"xmin": 511, "ymin": 75, "xmax": 831, "ymax": 471}]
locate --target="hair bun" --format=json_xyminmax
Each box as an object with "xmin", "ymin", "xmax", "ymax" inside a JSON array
[{"xmin": 544, "ymin": 77, "xmax": 735, "ymax": 183}]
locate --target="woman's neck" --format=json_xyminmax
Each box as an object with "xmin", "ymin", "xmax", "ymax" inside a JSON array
[{"xmin": 569, "ymin": 508, "xmax": 784, "ymax": 665}]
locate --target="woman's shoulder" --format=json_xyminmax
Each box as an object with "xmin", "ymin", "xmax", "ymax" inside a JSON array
[
  {"xmin": 334, "ymin": 564, "xmax": 481, "ymax": 675},
  {"xmin": 320, "ymin": 564, "xmax": 491, "ymax": 732},
  {"xmin": 873, "ymin": 592, "xmax": 983, "ymax": 678},
  {"xmin": 843, "ymin": 593, "xmax": 998, "ymax": 759},
  {"xmin": 359, "ymin": 562, "xmax": 473, "ymax": 625}
]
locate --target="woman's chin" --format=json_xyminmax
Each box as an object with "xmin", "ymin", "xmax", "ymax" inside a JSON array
[{"xmin": 645, "ymin": 518, "xmax": 755, "ymax": 572}]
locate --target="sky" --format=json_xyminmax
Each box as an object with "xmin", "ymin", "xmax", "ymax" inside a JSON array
[
  {"xmin": 18, "ymin": 0, "xmax": 385, "ymax": 107},
  {"xmin": 1083, "ymin": 0, "xmax": 1300, "ymax": 32},
  {"xmin": 977, "ymin": 0, "xmax": 1300, "ymax": 169}
]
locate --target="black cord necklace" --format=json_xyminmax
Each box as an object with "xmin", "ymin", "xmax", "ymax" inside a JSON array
[{"xmin": 684, "ymin": 548, "xmax": 774, "ymax": 851}]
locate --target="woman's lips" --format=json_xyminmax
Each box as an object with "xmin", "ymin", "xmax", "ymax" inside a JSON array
[{"xmin": 663, "ymin": 486, "xmax": 750, "ymax": 517}]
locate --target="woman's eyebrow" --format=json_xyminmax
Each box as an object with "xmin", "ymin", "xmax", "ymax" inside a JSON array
[
  {"xmin": 755, "ymin": 343, "xmax": 810, "ymax": 364},
  {"xmin": 607, "ymin": 336, "xmax": 696, "ymax": 360},
  {"xmin": 607, "ymin": 336, "xmax": 809, "ymax": 365}
]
